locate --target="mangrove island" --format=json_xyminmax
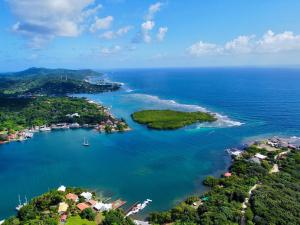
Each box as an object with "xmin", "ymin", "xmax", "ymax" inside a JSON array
[{"xmin": 131, "ymin": 109, "xmax": 217, "ymax": 130}]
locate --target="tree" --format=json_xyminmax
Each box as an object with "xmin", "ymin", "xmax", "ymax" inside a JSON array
[
  {"xmin": 80, "ymin": 208, "xmax": 96, "ymax": 221},
  {"xmin": 102, "ymin": 210, "xmax": 134, "ymax": 225},
  {"xmin": 203, "ymin": 176, "xmax": 219, "ymax": 187}
]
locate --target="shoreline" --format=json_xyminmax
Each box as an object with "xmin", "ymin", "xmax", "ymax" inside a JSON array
[{"xmin": 0, "ymin": 98, "xmax": 131, "ymax": 145}]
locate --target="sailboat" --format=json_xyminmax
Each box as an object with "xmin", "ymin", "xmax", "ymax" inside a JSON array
[
  {"xmin": 82, "ymin": 137, "xmax": 90, "ymax": 147},
  {"xmin": 16, "ymin": 195, "xmax": 27, "ymax": 211}
]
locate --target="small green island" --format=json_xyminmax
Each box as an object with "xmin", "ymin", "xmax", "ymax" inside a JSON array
[{"xmin": 131, "ymin": 109, "xmax": 217, "ymax": 130}]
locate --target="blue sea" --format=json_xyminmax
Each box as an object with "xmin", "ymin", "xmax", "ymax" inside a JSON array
[{"xmin": 1, "ymin": 68, "xmax": 300, "ymax": 219}]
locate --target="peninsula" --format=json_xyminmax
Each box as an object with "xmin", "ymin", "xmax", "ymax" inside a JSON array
[
  {"xmin": 131, "ymin": 109, "xmax": 216, "ymax": 130},
  {"xmin": 2, "ymin": 186, "xmax": 134, "ymax": 225},
  {"xmin": 148, "ymin": 137, "xmax": 300, "ymax": 225},
  {"xmin": 0, "ymin": 68, "xmax": 129, "ymax": 144}
]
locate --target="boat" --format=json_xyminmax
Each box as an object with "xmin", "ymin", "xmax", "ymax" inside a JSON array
[
  {"xmin": 126, "ymin": 199, "xmax": 152, "ymax": 217},
  {"xmin": 40, "ymin": 126, "xmax": 51, "ymax": 132},
  {"xmin": 16, "ymin": 195, "xmax": 28, "ymax": 211},
  {"xmin": 82, "ymin": 137, "xmax": 90, "ymax": 147}
]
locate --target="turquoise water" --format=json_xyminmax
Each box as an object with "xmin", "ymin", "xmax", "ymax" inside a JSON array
[{"xmin": 1, "ymin": 68, "xmax": 300, "ymax": 219}]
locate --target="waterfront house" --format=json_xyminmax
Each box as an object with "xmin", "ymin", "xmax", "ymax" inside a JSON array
[
  {"xmin": 224, "ymin": 172, "xmax": 232, "ymax": 177},
  {"xmin": 57, "ymin": 185, "xmax": 66, "ymax": 192},
  {"xmin": 87, "ymin": 199, "xmax": 97, "ymax": 206},
  {"xmin": 77, "ymin": 202, "xmax": 90, "ymax": 211},
  {"xmin": 58, "ymin": 202, "xmax": 69, "ymax": 214},
  {"xmin": 94, "ymin": 202, "xmax": 112, "ymax": 212},
  {"xmin": 65, "ymin": 193, "xmax": 79, "ymax": 202},
  {"xmin": 80, "ymin": 192, "xmax": 93, "ymax": 201}
]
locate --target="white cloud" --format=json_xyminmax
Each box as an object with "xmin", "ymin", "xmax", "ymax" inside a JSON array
[
  {"xmin": 188, "ymin": 30, "xmax": 300, "ymax": 56},
  {"xmin": 8, "ymin": 0, "xmax": 101, "ymax": 48},
  {"xmin": 141, "ymin": 20, "xmax": 155, "ymax": 43},
  {"xmin": 100, "ymin": 26, "xmax": 133, "ymax": 40},
  {"xmin": 116, "ymin": 26, "xmax": 133, "ymax": 36},
  {"xmin": 188, "ymin": 41, "xmax": 221, "ymax": 56},
  {"xmin": 224, "ymin": 35, "xmax": 255, "ymax": 54},
  {"xmin": 146, "ymin": 2, "xmax": 163, "ymax": 20},
  {"xmin": 90, "ymin": 16, "xmax": 114, "ymax": 33},
  {"xmin": 257, "ymin": 30, "xmax": 300, "ymax": 53},
  {"xmin": 100, "ymin": 45, "xmax": 122, "ymax": 55},
  {"xmin": 157, "ymin": 27, "xmax": 168, "ymax": 42}
]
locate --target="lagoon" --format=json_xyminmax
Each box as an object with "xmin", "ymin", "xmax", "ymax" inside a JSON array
[{"xmin": 1, "ymin": 68, "xmax": 300, "ymax": 219}]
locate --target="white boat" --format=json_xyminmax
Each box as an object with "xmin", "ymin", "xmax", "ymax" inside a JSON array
[
  {"xmin": 126, "ymin": 199, "xmax": 152, "ymax": 217},
  {"xmin": 24, "ymin": 132, "xmax": 34, "ymax": 138},
  {"xmin": 40, "ymin": 126, "xmax": 51, "ymax": 131},
  {"xmin": 83, "ymin": 137, "xmax": 90, "ymax": 147},
  {"xmin": 16, "ymin": 195, "xmax": 28, "ymax": 211}
]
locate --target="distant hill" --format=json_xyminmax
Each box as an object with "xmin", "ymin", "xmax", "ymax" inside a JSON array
[
  {"xmin": 0, "ymin": 68, "xmax": 121, "ymax": 95},
  {"xmin": 0, "ymin": 67, "xmax": 101, "ymax": 80}
]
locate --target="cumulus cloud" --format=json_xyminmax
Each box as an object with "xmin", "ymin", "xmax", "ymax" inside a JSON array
[
  {"xmin": 146, "ymin": 2, "xmax": 163, "ymax": 20},
  {"xmin": 141, "ymin": 20, "xmax": 155, "ymax": 43},
  {"xmin": 99, "ymin": 26, "xmax": 133, "ymax": 40},
  {"xmin": 90, "ymin": 16, "xmax": 114, "ymax": 33},
  {"xmin": 134, "ymin": 2, "xmax": 166, "ymax": 44},
  {"xmin": 188, "ymin": 41, "xmax": 222, "ymax": 56},
  {"xmin": 8, "ymin": 0, "xmax": 101, "ymax": 48},
  {"xmin": 188, "ymin": 30, "xmax": 300, "ymax": 56},
  {"xmin": 157, "ymin": 27, "xmax": 168, "ymax": 42}
]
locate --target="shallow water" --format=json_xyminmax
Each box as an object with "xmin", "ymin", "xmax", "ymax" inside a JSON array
[{"xmin": 1, "ymin": 68, "xmax": 300, "ymax": 219}]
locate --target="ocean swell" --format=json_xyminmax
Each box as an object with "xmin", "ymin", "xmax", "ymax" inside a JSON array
[{"xmin": 127, "ymin": 93, "xmax": 243, "ymax": 128}]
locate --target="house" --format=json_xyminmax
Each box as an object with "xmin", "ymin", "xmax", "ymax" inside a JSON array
[
  {"xmin": 255, "ymin": 153, "xmax": 267, "ymax": 160},
  {"xmin": 80, "ymin": 192, "xmax": 93, "ymax": 201},
  {"xmin": 87, "ymin": 199, "xmax": 97, "ymax": 206},
  {"xmin": 60, "ymin": 214, "xmax": 67, "ymax": 223},
  {"xmin": 57, "ymin": 185, "xmax": 66, "ymax": 192},
  {"xmin": 224, "ymin": 172, "xmax": 232, "ymax": 177},
  {"xmin": 58, "ymin": 202, "xmax": 69, "ymax": 213},
  {"xmin": 66, "ymin": 193, "xmax": 79, "ymax": 202},
  {"xmin": 66, "ymin": 113, "xmax": 80, "ymax": 118},
  {"xmin": 93, "ymin": 202, "xmax": 112, "ymax": 212},
  {"xmin": 77, "ymin": 202, "xmax": 90, "ymax": 211}
]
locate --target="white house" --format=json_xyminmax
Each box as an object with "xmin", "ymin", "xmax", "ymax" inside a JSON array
[
  {"xmin": 57, "ymin": 185, "xmax": 66, "ymax": 192},
  {"xmin": 255, "ymin": 153, "xmax": 267, "ymax": 160},
  {"xmin": 80, "ymin": 192, "xmax": 93, "ymax": 201},
  {"xmin": 93, "ymin": 202, "xmax": 112, "ymax": 212}
]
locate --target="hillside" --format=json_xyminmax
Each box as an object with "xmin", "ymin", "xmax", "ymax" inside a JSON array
[{"xmin": 0, "ymin": 68, "xmax": 121, "ymax": 95}]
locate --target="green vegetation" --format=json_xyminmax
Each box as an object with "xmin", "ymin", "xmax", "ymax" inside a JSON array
[
  {"xmin": 66, "ymin": 216, "xmax": 97, "ymax": 225},
  {"xmin": 102, "ymin": 210, "xmax": 134, "ymax": 225},
  {"xmin": 0, "ymin": 67, "xmax": 120, "ymax": 96},
  {"xmin": 80, "ymin": 208, "xmax": 96, "ymax": 221},
  {"xmin": 148, "ymin": 145, "xmax": 300, "ymax": 225},
  {"xmin": 131, "ymin": 109, "xmax": 216, "ymax": 130},
  {"xmin": 0, "ymin": 97, "xmax": 108, "ymax": 133}
]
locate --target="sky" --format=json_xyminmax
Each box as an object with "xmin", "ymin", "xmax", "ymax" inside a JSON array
[{"xmin": 1, "ymin": 0, "xmax": 300, "ymax": 71}]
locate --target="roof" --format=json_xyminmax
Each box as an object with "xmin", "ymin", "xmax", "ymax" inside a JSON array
[
  {"xmin": 57, "ymin": 185, "xmax": 66, "ymax": 192},
  {"xmin": 66, "ymin": 193, "xmax": 78, "ymax": 202},
  {"xmin": 112, "ymin": 199, "xmax": 127, "ymax": 209},
  {"xmin": 94, "ymin": 202, "xmax": 112, "ymax": 211},
  {"xmin": 80, "ymin": 192, "xmax": 93, "ymax": 201},
  {"xmin": 255, "ymin": 153, "xmax": 267, "ymax": 160},
  {"xmin": 224, "ymin": 172, "xmax": 232, "ymax": 177},
  {"xmin": 58, "ymin": 202, "xmax": 69, "ymax": 213},
  {"xmin": 77, "ymin": 202, "xmax": 90, "ymax": 211},
  {"xmin": 87, "ymin": 199, "xmax": 97, "ymax": 206},
  {"xmin": 60, "ymin": 214, "xmax": 67, "ymax": 220}
]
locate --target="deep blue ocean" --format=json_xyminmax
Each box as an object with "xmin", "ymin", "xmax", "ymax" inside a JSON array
[{"xmin": 1, "ymin": 68, "xmax": 300, "ymax": 219}]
